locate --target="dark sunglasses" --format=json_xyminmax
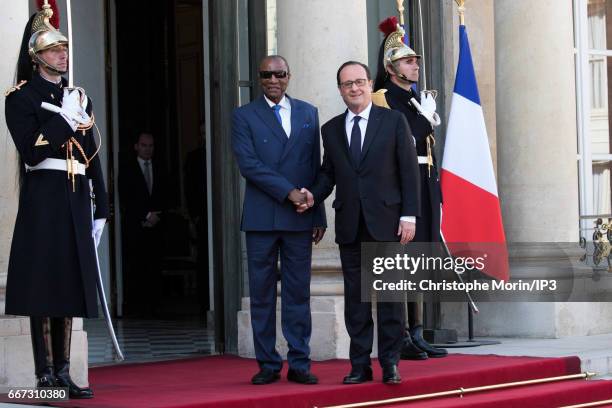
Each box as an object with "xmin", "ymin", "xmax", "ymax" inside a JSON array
[{"xmin": 259, "ymin": 70, "xmax": 288, "ymax": 79}]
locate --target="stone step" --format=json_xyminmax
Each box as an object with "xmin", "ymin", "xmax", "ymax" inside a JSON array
[{"xmin": 447, "ymin": 333, "xmax": 612, "ymax": 377}]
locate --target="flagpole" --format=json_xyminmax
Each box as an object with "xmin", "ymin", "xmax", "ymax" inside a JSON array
[
  {"xmin": 456, "ymin": 0, "xmax": 466, "ymax": 26},
  {"xmin": 417, "ymin": 0, "xmax": 428, "ymax": 90},
  {"xmin": 396, "ymin": 0, "xmax": 405, "ymax": 26},
  {"xmin": 396, "ymin": 0, "xmax": 429, "ymax": 90},
  {"xmin": 66, "ymin": 0, "xmax": 74, "ymax": 88}
]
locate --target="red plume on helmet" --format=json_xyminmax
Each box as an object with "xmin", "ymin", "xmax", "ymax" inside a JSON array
[
  {"xmin": 378, "ymin": 16, "xmax": 398, "ymax": 38},
  {"xmin": 36, "ymin": 0, "xmax": 60, "ymax": 29}
]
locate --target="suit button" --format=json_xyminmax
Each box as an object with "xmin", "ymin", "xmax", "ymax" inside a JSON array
[{"xmin": 263, "ymin": 139, "xmax": 268, "ymax": 143}]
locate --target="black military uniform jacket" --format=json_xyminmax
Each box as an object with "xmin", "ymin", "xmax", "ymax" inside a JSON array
[
  {"xmin": 380, "ymin": 80, "xmax": 442, "ymax": 242},
  {"xmin": 4, "ymin": 72, "xmax": 108, "ymax": 318}
]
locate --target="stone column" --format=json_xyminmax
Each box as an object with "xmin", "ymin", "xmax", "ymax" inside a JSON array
[
  {"xmin": 238, "ymin": 0, "xmax": 370, "ymax": 360},
  {"xmin": 495, "ymin": 1, "xmax": 588, "ymax": 337},
  {"xmin": 495, "ymin": 0, "xmax": 579, "ymax": 243}
]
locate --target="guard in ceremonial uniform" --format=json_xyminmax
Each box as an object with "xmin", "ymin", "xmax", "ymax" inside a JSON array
[
  {"xmin": 372, "ymin": 17, "xmax": 448, "ymax": 360},
  {"xmin": 4, "ymin": 1, "xmax": 107, "ymax": 398}
]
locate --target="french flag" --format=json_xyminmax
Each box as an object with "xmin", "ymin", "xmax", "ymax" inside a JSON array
[{"xmin": 440, "ymin": 25, "xmax": 509, "ymax": 281}]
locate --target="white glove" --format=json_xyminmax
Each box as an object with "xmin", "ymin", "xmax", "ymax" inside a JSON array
[
  {"xmin": 62, "ymin": 88, "xmax": 80, "ymax": 111},
  {"xmin": 59, "ymin": 89, "xmax": 91, "ymax": 131},
  {"xmin": 92, "ymin": 218, "xmax": 106, "ymax": 248},
  {"xmin": 411, "ymin": 91, "xmax": 441, "ymax": 127},
  {"xmin": 420, "ymin": 91, "xmax": 437, "ymax": 113}
]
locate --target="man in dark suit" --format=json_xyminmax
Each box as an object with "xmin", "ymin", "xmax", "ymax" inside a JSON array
[
  {"xmin": 232, "ymin": 55, "xmax": 326, "ymax": 385},
  {"xmin": 301, "ymin": 61, "xmax": 420, "ymax": 384},
  {"xmin": 119, "ymin": 132, "xmax": 168, "ymax": 317}
]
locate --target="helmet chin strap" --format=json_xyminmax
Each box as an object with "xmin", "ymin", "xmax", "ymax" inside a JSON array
[
  {"xmin": 34, "ymin": 54, "xmax": 67, "ymax": 77},
  {"xmin": 388, "ymin": 63, "xmax": 416, "ymax": 87}
]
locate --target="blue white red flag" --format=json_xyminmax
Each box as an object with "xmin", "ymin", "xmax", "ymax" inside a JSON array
[{"xmin": 440, "ymin": 25, "xmax": 509, "ymax": 281}]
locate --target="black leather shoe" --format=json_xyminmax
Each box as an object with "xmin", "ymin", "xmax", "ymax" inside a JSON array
[
  {"xmin": 410, "ymin": 326, "xmax": 448, "ymax": 358},
  {"xmin": 343, "ymin": 365, "xmax": 373, "ymax": 384},
  {"xmin": 251, "ymin": 369, "xmax": 280, "ymax": 385},
  {"xmin": 55, "ymin": 375, "xmax": 94, "ymax": 399},
  {"xmin": 36, "ymin": 374, "xmax": 57, "ymax": 388},
  {"xmin": 400, "ymin": 335, "xmax": 428, "ymax": 360},
  {"xmin": 382, "ymin": 364, "xmax": 402, "ymax": 384},
  {"xmin": 287, "ymin": 369, "xmax": 318, "ymax": 384}
]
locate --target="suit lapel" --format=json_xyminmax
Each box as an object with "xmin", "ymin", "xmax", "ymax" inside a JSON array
[
  {"xmin": 360, "ymin": 104, "xmax": 383, "ymax": 166},
  {"xmin": 335, "ymin": 111, "xmax": 353, "ymax": 167},
  {"xmin": 280, "ymin": 96, "xmax": 302, "ymax": 161},
  {"xmin": 253, "ymin": 96, "xmax": 288, "ymax": 145}
]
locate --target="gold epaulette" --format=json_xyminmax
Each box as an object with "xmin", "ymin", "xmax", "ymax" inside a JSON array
[
  {"xmin": 4, "ymin": 80, "xmax": 27, "ymax": 97},
  {"xmin": 372, "ymin": 89, "xmax": 391, "ymax": 109}
]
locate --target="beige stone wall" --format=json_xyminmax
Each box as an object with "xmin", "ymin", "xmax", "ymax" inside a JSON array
[{"xmin": 0, "ymin": 2, "xmax": 28, "ymax": 305}]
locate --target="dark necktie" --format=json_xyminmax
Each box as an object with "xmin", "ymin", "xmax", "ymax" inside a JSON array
[
  {"xmin": 143, "ymin": 160, "xmax": 152, "ymax": 194},
  {"xmin": 350, "ymin": 116, "xmax": 362, "ymax": 166}
]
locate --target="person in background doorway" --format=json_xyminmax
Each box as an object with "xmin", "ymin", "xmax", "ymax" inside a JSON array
[{"xmin": 119, "ymin": 132, "xmax": 168, "ymax": 317}]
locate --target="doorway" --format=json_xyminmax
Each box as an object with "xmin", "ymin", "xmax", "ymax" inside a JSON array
[{"xmin": 92, "ymin": 0, "xmax": 213, "ymax": 363}]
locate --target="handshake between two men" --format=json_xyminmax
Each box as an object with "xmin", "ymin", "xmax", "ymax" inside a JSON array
[
  {"xmin": 287, "ymin": 188, "xmax": 324, "ymax": 244},
  {"xmin": 287, "ymin": 188, "xmax": 314, "ymax": 213}
]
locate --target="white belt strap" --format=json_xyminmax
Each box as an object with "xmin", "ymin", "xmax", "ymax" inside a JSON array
[
  {"xmin": 25, "ymin": 158, "xmax": 86, "ymax": 176},
  {"xmin": 417, "ymin": 156, "xmax": 429, "ymax": 164}
]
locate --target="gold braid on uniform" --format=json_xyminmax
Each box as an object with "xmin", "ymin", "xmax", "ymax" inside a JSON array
[
  {"xmin": 372, "ymin": 89, "xmax": 391, "ymax": 109},
  {"xmin": 77, "ymin": 112, "xmax": 95, "ymax": 132},
  {"xmin": 4, "ymin": 80, "xmax": 27, "ymax": 97},
  {"xmin": 61, "ymin": 111, "xmax": 102, "ymax": 192},
  {"xmin": 406, "ymin": 89, "xmax": 436, "ymax": 178},
  {"xmin": 426, "ymin": 133, "xmax": 435, "ymax": 177}
]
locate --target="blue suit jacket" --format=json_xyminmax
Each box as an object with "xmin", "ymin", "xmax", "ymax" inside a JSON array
[{"xmin": 232, "ymin": 95, "xmax": 326, "ymax": 231}]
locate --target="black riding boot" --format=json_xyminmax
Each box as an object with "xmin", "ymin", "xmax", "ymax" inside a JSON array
[
  {"xmin": 400, "ymin": 328, "xmax": 428, "ymax": 360},
  {"xmin": 409, "ymin": 325, "xmax": 448, "ymax": 358},
  {"xmin": 401, "ymin": 302, "xmax": 428, "ymax": 360},
  {"xmin": 30, "ymin": 317, "xmax": 56, "ymax": 387},
  {"xmin": 406, "ymin": 300, "xmax": 448, "ymax": 358},
  {"xmin": 51, "ymin": 318, "xmax": 94, "ymax": 399}
]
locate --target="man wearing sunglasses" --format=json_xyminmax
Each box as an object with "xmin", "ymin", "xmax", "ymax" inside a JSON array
[{"xmin": 232, "ymin": 55, "xmax": 326, "ymax": 385}]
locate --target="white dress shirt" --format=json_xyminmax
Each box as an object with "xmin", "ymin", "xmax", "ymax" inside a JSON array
[
  {"xmin": 345, "ymin": 102, "xmax": 415, "ymax": 224},
  {"xmin": 264, "ymin": 94, "xmax": 292, "ymax": 137},
  {"xmin": 345, "ymin": 102, "xmax": 371, "ymax": 148}
]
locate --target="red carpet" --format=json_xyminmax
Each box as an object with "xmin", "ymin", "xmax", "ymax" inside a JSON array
[
  {"xmin": 51, "ymin": 354, "xmax": 612, "ymax": 408},
  {"xmin": 389, "ymin": 380, "xmax": 612, "ymax": 407}
]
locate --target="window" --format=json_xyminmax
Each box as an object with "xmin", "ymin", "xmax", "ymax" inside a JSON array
[{"xmin": 575, "ymin": 0, "xmax": 612, "ymax": 236}]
